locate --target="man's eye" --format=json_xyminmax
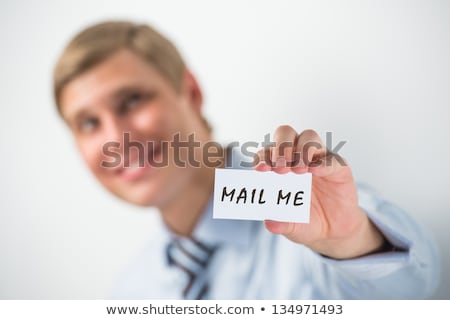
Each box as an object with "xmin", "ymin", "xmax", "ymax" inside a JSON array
[
  {"xmin": 79, "ymin": 118, "xmax": 99, "ymax": 133},
  {"xmin": 119, "ymin": 93, "xmax": 142, "ymax": 114}
]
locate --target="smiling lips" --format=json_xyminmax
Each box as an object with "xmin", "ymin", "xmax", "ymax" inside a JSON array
[{"xmin": 115, "ymin": 144, "xmax": 162, "ymax": 182}]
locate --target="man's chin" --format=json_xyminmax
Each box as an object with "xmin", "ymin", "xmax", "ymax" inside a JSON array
[
  {"xmin": 123, "ymin": 194, "xmax": 159, "ymax": 207},
  {"xmin": 107, "ymin": 187, "xmax": 160, "ymax": 207}
]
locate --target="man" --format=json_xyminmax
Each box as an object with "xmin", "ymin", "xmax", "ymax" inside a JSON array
[{"xmin": 53, "ymin": 21, "xmax": 439, "ymax": 299}]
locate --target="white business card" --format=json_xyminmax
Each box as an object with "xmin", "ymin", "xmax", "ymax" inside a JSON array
[{"xmin": 213, "ymin": 169, "xmax": 312, "ymax": 223}]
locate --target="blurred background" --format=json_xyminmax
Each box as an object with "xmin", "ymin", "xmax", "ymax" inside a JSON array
[{"xmin": 0, "ymin": 0, "xmax": 449, "ymax": 299}]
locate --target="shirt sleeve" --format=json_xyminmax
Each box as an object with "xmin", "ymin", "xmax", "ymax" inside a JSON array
[{"xmin": 315, "ymin": 184, "xmax": 441, "ymax": 299}]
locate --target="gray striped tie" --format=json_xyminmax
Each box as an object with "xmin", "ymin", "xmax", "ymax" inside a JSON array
[{"xmin": 166, "ymin": 237, "xmax": 215, "ymax": 299}]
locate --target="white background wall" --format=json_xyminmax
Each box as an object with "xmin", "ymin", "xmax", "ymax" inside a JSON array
[{"xmin": 1, "ymin": 0, "xmax": 449, "ymax": 299}]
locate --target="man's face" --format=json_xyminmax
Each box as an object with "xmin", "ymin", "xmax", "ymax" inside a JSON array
[{"xmin": 60, "ymin": 49, "xmax": 210, "ymax": 207}]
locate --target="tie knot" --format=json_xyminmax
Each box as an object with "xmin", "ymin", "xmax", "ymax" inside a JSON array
[{"xmin": 166, "ymin": 237, "xmax": 216, "ymax": 299}]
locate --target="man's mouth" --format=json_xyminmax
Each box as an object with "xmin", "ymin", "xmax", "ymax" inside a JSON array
[{"xmin": 115, "ymin": 144, "xmax": 162, "ymax": 182}]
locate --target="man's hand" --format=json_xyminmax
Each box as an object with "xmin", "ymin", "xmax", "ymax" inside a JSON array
[{"xmin": 254, "ymin": 125, "xmax": 386, "ymax": 259}]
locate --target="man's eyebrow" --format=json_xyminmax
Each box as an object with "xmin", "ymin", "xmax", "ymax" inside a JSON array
[
  {"xmin": 110, "ymin": 85, "xmax": 147, "ymax": 100},
  {"xmin": 63, "ymin": 84, "xmax": 149, "ymax": 122},
  {"xmin": 64, "ymin": 107, "xmax": 92, "ymax": 125}
]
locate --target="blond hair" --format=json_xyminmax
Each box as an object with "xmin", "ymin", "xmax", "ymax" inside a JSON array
[{"xmin": 53, "ymin": 21, "xmax": 186, "ymax": 110}]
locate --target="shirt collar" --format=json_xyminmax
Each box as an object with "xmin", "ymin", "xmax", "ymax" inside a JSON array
[{"xmin": 192, "ymin": 196, "xmax": 257, "ymax": 250}]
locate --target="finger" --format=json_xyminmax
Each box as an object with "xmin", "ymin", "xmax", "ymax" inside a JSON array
[
  {"xmin": 308, "ymin": 151, "xmax": 348, "ymax": 178},
  {"xmin": 253, "ymin": 148, "xmax": 272, "ymax": 171},
  {"xmin": 264, "ymin": 220, "xmax": 296, "ymax": 235},
  {"xmin": 271, "ymin": 125, "xmax": 298, "ymax": 174},
  {"xmin": 292, "ymin": 129, "xmax": 326, "ymax": 174}
]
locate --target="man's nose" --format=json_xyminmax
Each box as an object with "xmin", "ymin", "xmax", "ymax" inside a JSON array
[
  {"xmin": 101, "ymin": 117, "xmax": 125, "ymax": 151},
  {"xmin": 100, "ymin": 117, "xmax": 145, "ymax": 165}
]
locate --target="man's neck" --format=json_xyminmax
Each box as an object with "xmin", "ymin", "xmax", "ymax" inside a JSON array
[{"xmin": 159, "ymin": 148, "xmax": 227, "ymax": 237}]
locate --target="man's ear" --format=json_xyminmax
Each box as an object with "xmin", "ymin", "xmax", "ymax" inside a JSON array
[{"xmin": 183, "ymin": 70, "xmax": 203, "ymax": 114}]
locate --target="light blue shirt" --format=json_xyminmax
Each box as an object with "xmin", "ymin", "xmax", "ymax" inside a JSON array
[{"xmin": 112, "ymin": 155, "xmax": 440, "ymax": 299}]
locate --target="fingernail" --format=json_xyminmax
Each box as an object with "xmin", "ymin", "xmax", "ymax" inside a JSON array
[{"xmin": 276, "ymin": 156, "xmax": 286, "ymax": 167}]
